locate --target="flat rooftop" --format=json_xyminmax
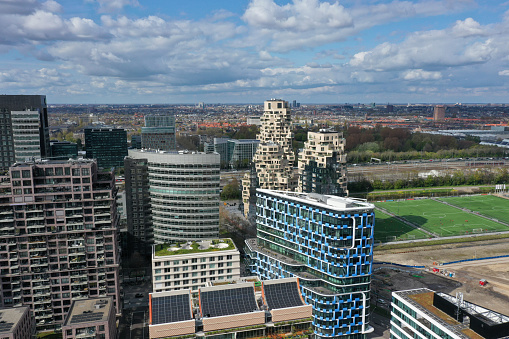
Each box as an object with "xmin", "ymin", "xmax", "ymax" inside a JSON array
[
  {"xmin": 257, "ymin": 189, "xmax": 374, "ymax": 212},
  {"xmin": 154, "ymin": 238, "xmax": 237, "ymax": 257},
  {"xmin": 0, "ymin": 307, "xmax": 28, "ymax": 334},
  {"xmin": 64, "ymin": 298, "xmax": 113, "ymax": 326}
]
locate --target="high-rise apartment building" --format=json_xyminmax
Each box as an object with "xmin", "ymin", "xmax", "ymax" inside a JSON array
[
  {"xmin": 246, "ymin": 189, "xmax": 375, "ymax": 338},
  {"xmin": 242, "ymin": 99, "xmax": 297, "ymax": 217},
  {"xmin": 84, "ymin": 127, "xmax": 127, "ymax": 169},
  {"xmin": 433, "ymin": 105, "xmax": 446, "ymax": 121},
  {"xmin": 0, "ymin": 95, "xmax": 50, "ymax": 171},
  {"xmin": 124, "ymin": 156, "xmax": 152, "ymax": 255},
  {"xmin": 141, "ymin": 114, "xmax": 176, "ymax": 151},
  {"xmin": 127, "ymin": 150, "xmax": 220, "ymax": 243},
  {"xmin": 298, "ymin": 129, "xmax": 348, "ymax": 196},
  {"xmin": 0, "ymin": 159, "xmax": 121, "ymax": 332}
]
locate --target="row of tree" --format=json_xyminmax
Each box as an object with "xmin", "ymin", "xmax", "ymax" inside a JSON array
[{"xmin": 349, "ymin": 168, "xmax": 509, "ymax": 192}]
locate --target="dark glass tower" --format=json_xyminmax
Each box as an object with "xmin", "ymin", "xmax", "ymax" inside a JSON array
[
  {"xmin": 246, "ymin": 189, "xmax": 375, "ymax": 338},
  {"xmin": 84, "ymin": 128, "xmax": 127, "ymax": 169}
]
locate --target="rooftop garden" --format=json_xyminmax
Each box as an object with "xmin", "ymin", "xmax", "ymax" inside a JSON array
[{"xmin": 154, "ymin": 238, "xmax": 235, "ymax": 256}]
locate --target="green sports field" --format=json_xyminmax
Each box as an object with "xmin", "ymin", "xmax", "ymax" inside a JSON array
[
  {"xmin": 374, "ymin": 210, "xmax": 429, "ymax": 242},
  {"xmin": 438, "ymin": 195, "xmax": 509, "ymax": 224},
  {"xmin": 375, "ymin": 199, "xmax": 509, "ymax": 237}
]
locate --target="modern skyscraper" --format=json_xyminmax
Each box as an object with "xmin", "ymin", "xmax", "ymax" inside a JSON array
[
  {"xmin": 298, "ymin": 129, "xmax": 348, "ymax": 196},
  {"xmin": 204, "ymin": 138, "xmax": 260, "ymax": 169},
  {"xmin": 0, "ymin": 95, "xmax": 50, "ymax": 171},
  {"xmin": 246, "ymin": 189, "xmax": 375, "ymax": 338},
  {"xmin": 84, "ymin": 127, "xmax": 127, "ymax": 169},
  {"xmin": 141, "ymin": 114, "xmax": 176, "ymax": 151},
  {"xmin": 127, "ymin": 150, "xmax": 220, "ymax": 243},
  {"xmin": 0, "ymin": 159, "xmax": 121, "ymax": 332},
  {"xmin": 433, "ymin": 105, "xmax": 446, "ymax": 121},
  {"xmin": 124, "ymin": 156, "xmax": 152, "ymax": 255},
  {"xmin": 242, "ymin": 99, "xmax": 297, "ymax": 217}
]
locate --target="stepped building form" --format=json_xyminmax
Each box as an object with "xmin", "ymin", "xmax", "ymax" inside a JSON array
[
  {"xmin": 246, "ymin": 189, "xmax": 375, "ymax": 338},
  {"xmin": 297, "ymin": 129, "xmax": 348, "ymax": 196},
  {"xmin": 242, "ymin": 99, "xmax": 297, "ymax": 217}
]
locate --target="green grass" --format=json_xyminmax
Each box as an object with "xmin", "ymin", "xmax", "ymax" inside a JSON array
[
  {"xmin": 374, "ymin": 210, "xmax": 429, "ymax": 242},
  {"xmin": 376, "ymin": 199, "xmax": 509, "ymax": 237},
  {"xmin": 154, "ymin": 239, "xmax": 235, "ymax": 256},
  {"xmin": 438, "ymin": 195, "xmax": 509, "ymax": 224},
  {"xmin": 37, "ymin": 332, "xmax": 62, "ymax": 339}
]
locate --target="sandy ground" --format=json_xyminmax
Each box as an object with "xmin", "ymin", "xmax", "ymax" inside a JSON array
[{"xmin": 368, "ymin": 239, "xmax": 509, "ymax": 338}]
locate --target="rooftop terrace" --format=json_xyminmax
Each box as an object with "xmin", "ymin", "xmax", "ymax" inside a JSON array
[{"xmin": 154, "ymin": 238, "xmax": 236, "ymax": 257}]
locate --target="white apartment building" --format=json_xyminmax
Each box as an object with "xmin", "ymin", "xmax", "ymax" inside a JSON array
[
  {"xmin": 152, "ymin": 239, "xmax": 240, "ymax": 293},
  {"xmin": 297, "ymin": 129, "xmax": 348, "ymax": 195},
  {"xmin": 242, "ymin": 99, "xmax": 297, "ymax": 217}
]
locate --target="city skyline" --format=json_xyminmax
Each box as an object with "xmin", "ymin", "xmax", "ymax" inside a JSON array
[{"xmin": 1, "ymin": 0, "xmax": 509, "ymax": 104}]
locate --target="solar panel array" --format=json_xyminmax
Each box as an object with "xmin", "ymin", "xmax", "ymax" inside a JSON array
[
  {"xmin": 0, "ymin": 322, "xmax": 14, "ymax": 333},
  {"xmin": 263, "ymin": 281, "xmax": 304, "ymax": 310},
  {"xmin": 201, "ymin": 287, "xmax": 258, "ymax": 318},
  {"xmin": 152, "ymin": 294, "xmax": 192, "ymax": 325},
  {"xmin": 70, "ymin": 312, "xmax": 104, "ymax": 324}
]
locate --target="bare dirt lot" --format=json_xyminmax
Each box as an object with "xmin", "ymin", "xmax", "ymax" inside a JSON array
[{"xmin": 369, "ymin": 239, "xmax": 509, "ymax": 338}]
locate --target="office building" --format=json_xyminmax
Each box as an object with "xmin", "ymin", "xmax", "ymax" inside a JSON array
[
  {"xmin": 141, "ymin": 114, "xmax": 176, "ymax": 151},
  {"xmin": 246, "ymin": 189, "xmax": 375, "ymax": 338},
  {"xmin": 0, "ymin": 159, "xmax": 121, "ymax": 332},
  {"xmin": 62, "ymin": 298, "xmax": 116, "ymax": 339},
  {"xmin": 127, "ymin": 150, "xmax": 220, "ymax": 243},
  {"xmin": 124, "ymin": 156, "xmax": 152, "ymax": 255},
  {"xmin": 148, "ymin": 277, "xmax": 312, "ymax": 339},
  {"xmin": 151, "ymin": 238, "xmax": 240, "ymax": 293},
  {"xmin": 131, "ymin": 135, "xmax": 142, "ymax": 149},
  {"xmin": 433, "ymin": 105, "xmax": 446, "ymax": 121},
  {"xmin": 84, "ymin": 127, "xmax": 127, "ymax": 169},
  {"xmin": 391, "ymin": 288, "xmax": 509, "ymax": 339},
  {"xmin": 50, "ymin": 141, "xmax": 78, "ymax": 160},
  {"xmin": 0, "ymin": 95, "xmax": 50, "ymax": 171},
  {"xmin": 298, "ymin": 129, "xmax": 348, "ymax": 196},
  {"xmin": 247, "ymin": 116, "xmax": 261, "ymax": 126},
  {"xmin": 204, "ymin": 138, "xmax": 260, "ymax": 169},
  {"xmin": 242, "ymin": 99, "xmax": 297, "ymax": 217},
  {"xmin": 0, "ymin": 306, "xmax": 34, "ymax": 339}
]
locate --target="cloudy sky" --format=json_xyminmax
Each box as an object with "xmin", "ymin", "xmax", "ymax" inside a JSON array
[{"xmin": 1, "ymin": 0, "xmax": 509, "ymax": 104}]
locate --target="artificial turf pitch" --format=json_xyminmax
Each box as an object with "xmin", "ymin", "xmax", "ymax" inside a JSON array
[
  {"xmin": 438, "ymin": 195, "xmax": 509, "ymax": 224},
  {"xmin": 375, "ymin": 198, "xmax": 509, "ymax": 237}
]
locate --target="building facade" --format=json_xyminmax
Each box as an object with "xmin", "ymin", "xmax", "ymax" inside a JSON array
[
  {"xmin": 124, "ymin": 156, "xmax": 152, "ymax": 255},
  {"xmin": 62, "ymin": 298, "xmax": 117, "ymax": 339},
  {"xmin": 0, "ymin": 159, "xmax": 121, "ymax": 332},
  {"xmin": 433, "ymin": 105, "xmax": 446, "ymax": 121},
  {"xmin": 246, "ymin": 189, "xmax": 375, "ymax": 338},
  {"xmin": 391, "ymin": 288, "xmax": 509, "ymax": 339},
  {"xmin": 127, "ymin": 150, "xmax": 220, "ymax": 243},
  {"xmin": 141, "ymin": 114, "xmax": 176, "ymax": 151},
  {"xmin": 84, "ymin": 128, "xmax": 127, "ymax": 169},
  {"xmin": 0, "ymin": 306, "xmax": 34, "ymax": 339},
  {"xmin": 151, "ymin": 239, "xmax": 240, "ymax": 293},
  {"xmin": 204, "ymin": 138, "xmax": 260, "ymax": 169},
  {"xmin": 50, "ymin": 141, "xmax": 78, "ymax": 160},
  {"xmin": 298, "ymin": 129, "xmax": 348, "ymax": 196},
  {"xmin": 0, "ymin": 95, "xmax": 50, "ymax": 171},
  {"xmin": 242, "ymin": 99, "xmax": 297, "ymax": 217}
]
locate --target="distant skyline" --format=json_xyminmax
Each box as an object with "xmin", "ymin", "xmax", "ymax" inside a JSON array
[{"xmin": 2, "ymin": 0, "xmax": 509, "ymax": 104}]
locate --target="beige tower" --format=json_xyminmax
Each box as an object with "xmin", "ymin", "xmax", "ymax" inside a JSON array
[
  {"xmin": 297, "ymin": 129, "xmax": 348, "ymax": 196},
  {"xmin": 242, "ymin": 99, "xmax": 297, "ymax": 217},
  {"xmin": 433, "ymin": 105, "xmax": 445, "ymax": 121}
]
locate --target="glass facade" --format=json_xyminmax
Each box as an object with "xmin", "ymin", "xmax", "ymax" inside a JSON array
[
  {"xmin": 50, "ymin": 141, "xmax": 78, "ymax": 160},
  {"xmin": 84, "ymin": 128, "xmax": 128, "ymax": 169},
  {"xmin": 141, "ymin": 114, "xmax": 176, "ymax": 151},
  {"xmin": 246, "ymin": 189, "xmax": 374, "ymax": 338}
]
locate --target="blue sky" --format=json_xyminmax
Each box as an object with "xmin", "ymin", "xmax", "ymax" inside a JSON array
[{"xmin": 1, "ymin": 0, "xmax": 509, "ymax": 104}]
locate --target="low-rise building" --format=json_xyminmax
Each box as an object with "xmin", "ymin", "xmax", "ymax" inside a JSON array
[
  {"xmin": 62, "ymin": 298, "xmax": 117, "ymax": 339},
  {"xmin": 391, "ymin": 288, "xmax": 509, "ymax": 339},
  {"xmin": 152, "ymin": 239, "xmax": 240, "ymax": 293},
  {"xmin": 0, "ymin": 306, "xmax": 34, "ymax": 339},
  {"xmin": 148, "ymin": 277, "xmax": 313, "ymax": 339}
]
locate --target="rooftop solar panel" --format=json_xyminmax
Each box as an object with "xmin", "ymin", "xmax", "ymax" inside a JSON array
[
  {"xmin": 201, "ymin": 286, "xmax": 258, "ymax": 318},
  {"xmin": 152, "ymin": 294, "xmax": 192, "ymax": 325},
  {"xmin": 263, "ymin": 281, "xmax": 304, "ymax": 310}
]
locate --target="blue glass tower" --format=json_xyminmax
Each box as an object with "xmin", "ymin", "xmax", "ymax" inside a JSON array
[{"xmin": 245, "ymin": 189, "xmax": 375, "ymax": 338}]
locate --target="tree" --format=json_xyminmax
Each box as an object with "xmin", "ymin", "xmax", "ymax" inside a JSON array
[{"xmin": 221, "ymin": 179, "xmax": 241, "ymax": 200}]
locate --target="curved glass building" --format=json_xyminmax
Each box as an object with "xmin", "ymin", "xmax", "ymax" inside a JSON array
[
  {"xmin": 246, "ymin": 189, "xmax": 375, "ymax": 338},
  {"xmin": 128, "ymin": 150, "xmax": 220, "ymax": 243}
]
